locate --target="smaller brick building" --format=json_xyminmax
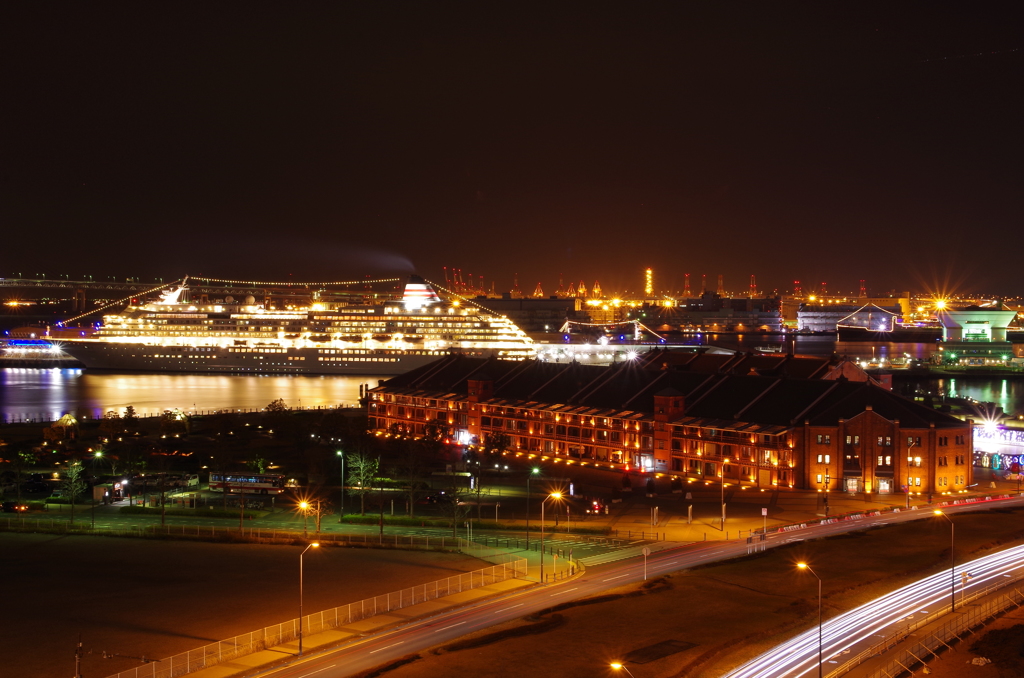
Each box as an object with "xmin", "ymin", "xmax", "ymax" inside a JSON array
[{"xmin": 368, "ymin": 355, "xmax": 973, "ymax": 496}]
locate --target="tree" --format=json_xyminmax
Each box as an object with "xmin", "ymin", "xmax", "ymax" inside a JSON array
[
  {"xmin": 159, "ymin": 409, "xmax": 190, "ymax": 436},
  {"xmin": 61, "ymin": 461, "xmax": 87, "ymax": 525},
  {"xmin": 436, "ymin": 485, "xmax": 471, "ymax": 537},
  {"xmin": 391, "ymin": 441, "xmax": 432, "ymax": 517},
  {"xmin": 247, "ymin": 453, "xmax": 269, "ymax": 474},
  {"xmin": 306, "ymin": 497, "xmax": 333, "ymax": 537},
  {"xmin": 122, "ymin": 405, "xmax": 140, "ymax": 434},
  {"xmin": 99, "ymin": 410, "xmax": 126, "ymax": 440},
  {"xmin": 346, "ymin": 452, "xmax": 379, "ymax": 515},
  {"xmin": 1, "ymin": 446, "xmax": 37, "ymax": 503}
]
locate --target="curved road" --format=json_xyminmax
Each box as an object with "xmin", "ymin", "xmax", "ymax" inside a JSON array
[{"xmin": 252, "ymin": 495, "xmax": 1024, "ymax": 678}]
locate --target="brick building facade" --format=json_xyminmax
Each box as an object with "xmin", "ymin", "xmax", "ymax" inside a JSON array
[{"xmin": 367, "ymin": 355, "xmax": 973, "ymax": 497}]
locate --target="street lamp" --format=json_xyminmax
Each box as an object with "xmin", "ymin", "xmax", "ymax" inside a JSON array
[
  {"xmin": 299, "ymin": 501, "xmax": 310, "ymax": 537},
  {"xmin": 797, "ymin": 562, "xmax": 823, "ymax": 678},
  {"xmin": 540, "ymin": 491, "xmax": 563, "ymax": 584},
  {"xmin": 906, "ymin": 439, "xmax": 918, "ymax": 509},
  {"xmin": 721, "ymin": 457, "xmax": 730, "ymax": 530},
  {"xmin": 298, "ymin": 542, "xmax": 320, "ymax": 656},
  {"xmin": 336, "ymin": 450, "xmax": 345, "ymax": 521},
  {"xmin": 525, "ymin": 467, "xmax": 540, "ymax": 548},
  {"xmin": 934, "ymin": 510, "xmax": 956, "ymax": 611},
  {"xmin": 610, "ymin": 662, "xmax": 636, "ymax": 677}
]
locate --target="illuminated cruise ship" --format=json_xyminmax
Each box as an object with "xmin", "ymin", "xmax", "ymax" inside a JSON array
[{"xmin": 59, "ymin": 276, "xmax": 536, "ymax": 374}]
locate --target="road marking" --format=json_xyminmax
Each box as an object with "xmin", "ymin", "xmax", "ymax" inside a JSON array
[
  {"xmin": 370, "ymin": 641, "xmax": 405, "ymax": 654},
  {"xmin": 299, "ymin": 665, "xmax": 336, "ymax": 677},
  {"xmin": 664, "ymin": 561, "xmax": 679, "ymax": 565},
  {"xmin": 549, "ymin": 587, "xmax": 579, "ymax": 596},
  {"xmin": 603, "ymin": 574, "xmax": 628, "ymax": 581},
  {"xmin": 495, "ymin": 603, "xmax": 524, "ymax": 614},
  {"xmin": 435, "ymin": 622, "xmax": 466, "ymax": 633}
]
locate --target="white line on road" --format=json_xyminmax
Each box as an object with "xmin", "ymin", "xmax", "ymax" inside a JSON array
[
  {"xmin": 435, "ymin": 622, "xmax": 466, "ymax": 633},
  {"xmin": 495, "ymin": 603, "xmax": 524, "ymax": 614},
  {"xmin": 370, "ymin": 642, "xmax": 405, "ymax": 654},
  {"xmin": 603, "ymin": 574, "xmax": 629, "ymax": 582},
  {"xmin": 550, "ymin": 588, "xmax": 579, "ymax": 597},
  {"xmin": 299, "ymin": 665, "xmax": 336, "ymax": 677}
]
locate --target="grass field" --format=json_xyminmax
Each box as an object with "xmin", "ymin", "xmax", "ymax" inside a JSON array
[
  {"xmin": 0, "ymin": 533, "xmax": 482, "ymax": 678},
  {"xmin": 364, "ymin": 506, "xmax": 1024, "ymax": 678}
]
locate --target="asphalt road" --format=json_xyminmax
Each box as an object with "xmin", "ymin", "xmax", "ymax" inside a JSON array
[{"xmin": 247, "ymin": 494, "xmax": 1024, "ymax": 678}]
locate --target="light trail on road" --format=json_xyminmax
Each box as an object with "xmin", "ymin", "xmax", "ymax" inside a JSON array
[
  {"xmin": 725, "ymin": 543, "xmax": 1024, "ymax": 678},
  {"xmin": 248, "ymin": 496, "xmax": 1024, "ymax": 678}
]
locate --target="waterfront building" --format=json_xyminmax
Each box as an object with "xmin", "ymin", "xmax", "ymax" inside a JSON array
[
  {"xmin": 936, "ymin": 306, "xmax": 1018, "ymax": 366},
  {"xmin": 368, "ymin": 354, "xmax": 973, "ymax": 497}
]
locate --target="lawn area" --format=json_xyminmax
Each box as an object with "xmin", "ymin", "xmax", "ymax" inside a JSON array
[
  {"xmin": 366, "ymin": 507, "xmax": 1024, "ymax": 678},
  {"xmin": 0, "ymin": 533, "xmax": 483, "ymax": 678}
]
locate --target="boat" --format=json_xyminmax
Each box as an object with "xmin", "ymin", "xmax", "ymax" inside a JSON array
[
  {"xmin": 56, "ymin": 276, "xmax": 536, "ymax": 375},
  {"xmin": 0, "ymin": 339, "xmax": 83, "ymax": 368},
  {"xmin": 836, "ymin": 325, "xmax": 943, "ymax": 342}
]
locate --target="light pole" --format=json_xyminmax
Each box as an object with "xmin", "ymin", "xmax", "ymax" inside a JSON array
[
  {"xmin": 298, "ymin": 542, "xmax": 319, "ymax": 656},
  {"xmin": 797, "ymin": 562, "xmax": 823, "ymax": 678},
  {"xmin": 906, "ymin": 439, "xmax": 917, "ymax": 509},
  {"xmin": 92, "ymin": 450, "xmax": 103, "ymax": 529},
  {"xmin": 336, "ymin": 450, "xmax": 345, "ymax": 521},
  {"xmin": 540, "ymin": 491, "xmax": 562, "ymax": 584},
  {"xmin": 720, "ymin": 457, "xmax": 730, "ymax": 530},
  {"xmin": 299, "ymin": 501, "xmax": 310, "ymax": 537},
  {"xmin": 934, "ymin": 510, "xmax": 955, "ymax": 611},
  {"xmin": 610, "ymin": 662, "xmax": 636, "ymax": 677},
  {"xmin": 525, "ymin": 467, "xmax": 540, "ymax": 548}
]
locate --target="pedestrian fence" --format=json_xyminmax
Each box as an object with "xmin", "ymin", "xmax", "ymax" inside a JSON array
[
  {"xmin": 825, "ymin": 573, "xmax": 1024, "ymax": 678},
  {"xmin": 756, "ymin": 495, "xmax": 1013, "ymax": 536},
  {"xmin": 101, "ymin": 555, "xmax": 527, "ymax": 678},
  {"xmin": 0, "ymin": 403, "xmax": 361, "ymax": 425},
  {"xmin": 0, "ymin": 517, "xmax": 513, "ymax": 557}
]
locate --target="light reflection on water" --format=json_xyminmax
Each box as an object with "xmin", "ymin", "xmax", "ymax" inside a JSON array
[
  {"xmin": 906, "ymin": 377, "xmax": 1024, "ymax": 418},
  {"xmin": 0, "ymin": 368, "xmax": 384, "ymax": 421}
]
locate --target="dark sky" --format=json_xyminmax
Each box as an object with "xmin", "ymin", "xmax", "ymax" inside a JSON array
[{"xmin": 4, "ymin": 3, "xmax": 1022, "ymax": 296}]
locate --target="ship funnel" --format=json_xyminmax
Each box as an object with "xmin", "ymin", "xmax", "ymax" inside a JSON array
[{"xmin": 402, "ymin": 276, "xmax": 442, "ymax": 310}]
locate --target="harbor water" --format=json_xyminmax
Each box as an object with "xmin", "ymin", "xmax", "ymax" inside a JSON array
[{"xmin": 2, "ymin": 335, "xmax": 1022, "ymax": 422}]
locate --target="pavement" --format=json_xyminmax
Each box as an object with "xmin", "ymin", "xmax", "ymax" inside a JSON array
[
  {"xmin": 842, "ymin": 575, "xmax": 1024, "ymax": 678},
  {"xmin": 186, "ymin": 577, "xmax": 535, "ymax": 678}
]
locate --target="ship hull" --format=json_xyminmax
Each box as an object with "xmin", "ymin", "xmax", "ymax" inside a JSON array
[
  {"xmin": 60, "ymin": 342, "xmax": 464, "ymax": 375},
  {"xmin": 836, "ymin": 326, "xmax": 943, "ymax": 342}
]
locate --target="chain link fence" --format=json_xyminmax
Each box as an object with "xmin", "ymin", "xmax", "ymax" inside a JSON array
[
  {"xmin": 857, "ymin": 586, "xmax": 1024, "ymax": 678},
  {"xmin": 826, "ymin": 575, "xmax": 1024, "ymax": 678},
  {"xmin": 101, "ymin": 555, "xmax": 526, "ymax": 678}
]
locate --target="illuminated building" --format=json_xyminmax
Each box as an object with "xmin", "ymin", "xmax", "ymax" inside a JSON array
[
  {"xmin": 58, "ymin": 276, "xmax": 536, "ymax": 375},
  {"xmin": 368, "ymin": 354, "xmax": 973, "ymax": 495},
  {"xmin": 936, "ymin": 306, "xmax": 1017, "ymax": 367}
]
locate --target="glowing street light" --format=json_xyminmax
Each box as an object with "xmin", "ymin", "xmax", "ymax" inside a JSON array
[
  {"xmin": 934, "ymin": 510, "xmax": 956, "ymax": 611},
  {"xmin": 298, "ymin": 542, "xmax": 320, "ymax": 656},
  {"xmin": 299, "ymin": 501, "xmax": 310, "ymax": 537},
  {"xmin": 610, "ymin": 662, "xmax": 636, "ymax": 677},
  {"xmin": 540, "ymin": 491, "xmax": 563, "ymax": 583},
  {"xmin": 721, "ymin": 457, "xmax": 731, "ymax": 530},
  {"xmin": 796, "ymin": 562, "xmax": 823, "ymax": 678}
]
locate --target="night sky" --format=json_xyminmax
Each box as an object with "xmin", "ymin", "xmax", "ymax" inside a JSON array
[{"xmin": 4, "ymin": 3, "xmax": 1022, "ymax": 296}]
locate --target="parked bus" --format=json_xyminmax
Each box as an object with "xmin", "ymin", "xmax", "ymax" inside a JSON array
[{"xmin": 208, "ymin": 473, "xmax": 286, "ymax": 495}]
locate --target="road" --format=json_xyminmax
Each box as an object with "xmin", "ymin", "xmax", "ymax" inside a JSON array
[
  {"xmin": 247, "ymin": 495, "xmax": 1024, "ymax": 678},
  {"xmin": 726, "ymin": 541, "xmax": 1024, "ymax": 677}
]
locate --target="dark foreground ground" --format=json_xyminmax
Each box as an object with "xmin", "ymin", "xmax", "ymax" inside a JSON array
[{"xmin": 0, "ymin": 533, "xmax": 481, "ymax": 678}]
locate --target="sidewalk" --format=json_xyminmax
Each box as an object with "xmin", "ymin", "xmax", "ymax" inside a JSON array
[{"xmin": 187, "ymin": 576, "xmax": 533, "ymax": 678}]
